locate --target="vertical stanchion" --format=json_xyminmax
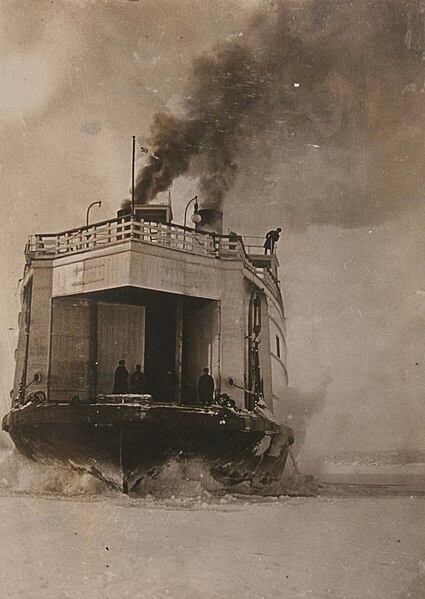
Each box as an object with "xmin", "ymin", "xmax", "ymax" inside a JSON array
[{"xmin": 131, "ymin": 135, "xmax": 136, "ymax": 215}]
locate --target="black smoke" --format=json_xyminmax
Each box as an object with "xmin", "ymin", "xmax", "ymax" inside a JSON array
[{"xmin": 136, "ymin": 0, "xmax": 425, "ymax": 229}]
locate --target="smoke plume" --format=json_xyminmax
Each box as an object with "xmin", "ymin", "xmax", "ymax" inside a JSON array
[{"xmin": 136, "ymin": 0, "xmax": 425, "ymax": 229}]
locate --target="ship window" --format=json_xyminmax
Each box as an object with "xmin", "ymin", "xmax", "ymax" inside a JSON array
[{"xmin": 276, "ymin": 335, "xmax": 281, "ymax": 359}]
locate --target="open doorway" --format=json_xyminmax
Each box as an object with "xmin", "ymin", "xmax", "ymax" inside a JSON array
[
  {"xmin": 181, "ymin": 298, "xmax": 220, "ymax": 405},
  {"xmin": 49, "ymin": 289, "xmax": 219, "ymax": 403}
]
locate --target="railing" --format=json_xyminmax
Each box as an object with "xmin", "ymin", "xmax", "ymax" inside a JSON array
[
  {"xmin": 241, "ymin": 235, "xmax": 266, "ymax": 255},
  {"xmin": 25, "ymin": 216, "xmax": 280, "ymax": 295},
  {"xmin": 26, "ymin": 216, "xmax": 253, "ymax": 259},
  {"xmin": 254, "ymin": 266, "xmax": 280, "ymax": 293},
  {"xmin": 26, "ymin": 216, "xmax": 220, "ymax": 258}
]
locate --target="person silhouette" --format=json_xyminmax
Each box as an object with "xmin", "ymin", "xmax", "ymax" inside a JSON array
[
  {"xmin": 198, "ymin": 367, "xmax": 214, "ymax": 406},
  {"xmin": 112, "ymin": 359, "xmax": 129, "ymax": 394},
  {"xmin": 129, "ymin": 364, "xmax": 145, "ymax": 394},
  {"xmin": 263, "ymin": 228, "xmax": 282, "ymax": 255}
]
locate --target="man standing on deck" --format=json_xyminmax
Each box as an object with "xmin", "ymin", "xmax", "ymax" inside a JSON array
[
  {"xmin": 198, "ymin": 367, "xmax": 215, "ymax": 406},
  {"xmin": 263, "ymin": 227, "xmax": 282, "ymax": 255},
  {"xmin": 113, "ymin": 359, "xmax": 129, "ymax": 394},
  {"xmin": 129, "ymin": 364, "xmax": 145, "ymax": 394}
]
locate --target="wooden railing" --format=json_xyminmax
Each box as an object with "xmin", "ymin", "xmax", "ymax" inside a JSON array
[
  {"xmin": 25, "ymin": 216, "xmax": 280, "ymax": 296},
  {"xmin": 241, "ymin": 235, "xmax": 266, "ymax": 255},
  {"xmin": 254, "ymin": 266, "xmax": 281, "ymax": 295},
  {"xmin": 26, "ymin": 216, "xmax": 249, "ymax": 258}
]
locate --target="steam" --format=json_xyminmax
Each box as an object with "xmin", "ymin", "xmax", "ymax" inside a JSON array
[{"xmin": 136, "ymin": 0, "xmax": 425, "ymax": 229}]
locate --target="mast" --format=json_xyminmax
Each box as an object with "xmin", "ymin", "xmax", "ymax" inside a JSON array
[{"xmin": 131, "ymin": 135, "xmax": 136, "ymax": 214}]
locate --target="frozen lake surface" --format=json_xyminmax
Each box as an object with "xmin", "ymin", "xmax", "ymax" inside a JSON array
[
  {"xmin": 1, "ymin": 493, "xmax": 424, "ymax": 598},
  {"xmin": 0, "ymin": 451, "xmax": 424, "ymax": 598}
]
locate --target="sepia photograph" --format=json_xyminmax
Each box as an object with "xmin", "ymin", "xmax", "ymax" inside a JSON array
[{"xmin": 1, "ymin": 1, "xmax": 425, "ymax": 597}]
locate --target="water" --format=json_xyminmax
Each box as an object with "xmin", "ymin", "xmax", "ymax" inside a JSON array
[{"xmin": 0, "ymin": 449, "xmax": 424, "ymax": 598}]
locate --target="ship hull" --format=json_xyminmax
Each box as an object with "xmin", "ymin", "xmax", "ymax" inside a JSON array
[{"xmin": 2, "ymin": 401, "xmax": 294, "ymax": 492}]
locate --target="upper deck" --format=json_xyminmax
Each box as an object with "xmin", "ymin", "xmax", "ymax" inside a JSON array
[{"xmin": 25, "ymin": 214, "xmax": 282, "ymax": 302}]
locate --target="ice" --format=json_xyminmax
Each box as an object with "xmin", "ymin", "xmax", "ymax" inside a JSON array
[
  {"xmin": 0, "ymin": 492, "xmax": 424, "ymax": 598},
  {"xmin": 0, "ymin": 450, "xmax": 424, "ymax": 597}
]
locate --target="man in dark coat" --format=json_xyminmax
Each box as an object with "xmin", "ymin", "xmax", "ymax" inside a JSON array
[
  {"xmin": 129, "ymin": 364, "xmax": 145, "ymax": 394},
  {"xmin": 113, "ymin": 359, "xmax": 129, "ymax": 394},
  {"xmin": 264, "ymin": 227, "xmax": 282, "ymax": 255},
  {"xmin": 198, "ymin": 367, "xmax": 215, "ymax": 406}
]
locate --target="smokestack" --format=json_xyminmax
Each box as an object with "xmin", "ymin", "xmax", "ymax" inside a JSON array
[
  {"xmin": 195, "ymin": 209, "xmax": 223, "ymax": 235},
  {"xmin": 117, "ymin": 198, "xmax": 132, "ymax": 218}
]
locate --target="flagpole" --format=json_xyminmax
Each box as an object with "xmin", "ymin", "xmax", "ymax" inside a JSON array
[{"xmin": 131, "ymin": 135, "xmax": 136, "ymax": 215}]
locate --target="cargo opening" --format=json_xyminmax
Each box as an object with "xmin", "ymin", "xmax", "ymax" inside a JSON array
[{"xmin": 49, "ymin": 288, "xmax": 219, "ymax": 404}]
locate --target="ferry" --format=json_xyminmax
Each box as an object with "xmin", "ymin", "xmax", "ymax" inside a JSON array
[{"xmin": 2, "ymin": 194, "xmax": 294, "ymax": 492}]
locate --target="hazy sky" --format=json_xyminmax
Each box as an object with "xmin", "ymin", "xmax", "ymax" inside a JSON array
[{"xmin": 1, "ymin": 0, "xmax": 425, "ymax": 464}]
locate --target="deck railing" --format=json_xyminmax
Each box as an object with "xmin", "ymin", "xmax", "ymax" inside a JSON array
[
  {"xmin": 241, "ymin": 235, "xmax": 266, "ymax": 255},
  {"xmin": 26, "ymin": 216, "xmax": 280, "ymax": 295},
  {"xmin": 26, "ymin": 216, "xmax": 249, "ymax": 258}
]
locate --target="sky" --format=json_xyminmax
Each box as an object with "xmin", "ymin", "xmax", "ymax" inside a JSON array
[{"xmin": 1, "ymin": 0, "xmax": 425, "ymax": 465}]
